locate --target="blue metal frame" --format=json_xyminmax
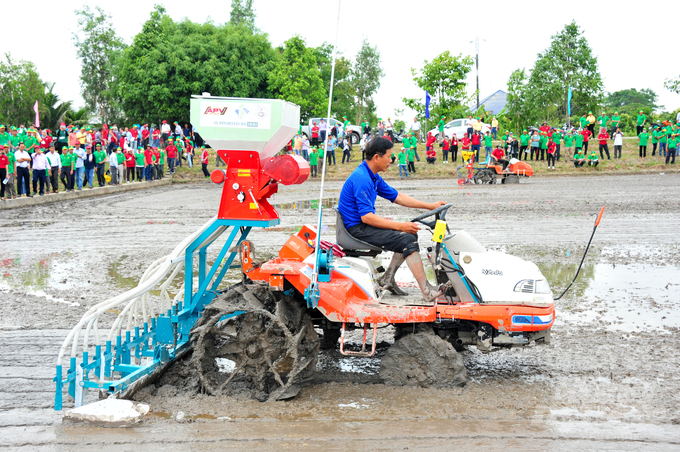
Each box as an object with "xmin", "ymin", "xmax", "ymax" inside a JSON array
[
  {"xmin": 440, "ymin": 242, "xmax": 479, "ymax": 304},
  {"xmin": 54, "ymin": 218, "xmax": 279, "ymax": 410}
]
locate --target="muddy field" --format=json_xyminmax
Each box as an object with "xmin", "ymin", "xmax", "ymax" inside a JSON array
[{"xmin": 1, "ymin": 173, "xmax": 680, "ymax": 450}]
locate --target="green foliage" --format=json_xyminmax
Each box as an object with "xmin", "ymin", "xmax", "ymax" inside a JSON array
[
  {"xmin": 312, "ymin": 43, "xmax": 355, "ymax": 121},
  {"xmin": 43, "ymin": 82, "xmax": 72, "ymax": 131},
  {"xmin": 505, "ymin": 68, "xmax": 536, "ymax": 135},
  {"xmin": 352, "ymin": 39, "xmax": 384, "ymax": 125},
  {"xmin": 268, "ymin": 36, "xmax": 326, "ymax": 121},
  {"xmin": 73, "ymin": 6, "xmax": 126, "ymax": 123},
  {"xmin": 665, "ymin": 77, "xmax": 680, "ymax": 94},
  {"xmin": 63, "ymin": 107, "xmax": 91, "ymax": 127},
  {"xmin": 116, "ymin": 6, "xmax": 275, "ymax": 124},
  {"xmin": 403, "ymin": 51, "xmax": 473, "ymax": 122},
  {"xmin": 229, "ymin": 0, "xmax": 255, "ymax": 30},
  {"xmin": 0, "ymin": 53, "xmax": 45, "ymax": 126},
  {"xmin": 517, "ymin": 21, "xmax": 603, "ymax": 127},
  {"xmin": 605, "ymin": 88, "xmax": 660, "ymax": 110}
]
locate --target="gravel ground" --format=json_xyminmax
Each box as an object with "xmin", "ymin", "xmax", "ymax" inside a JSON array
[{"xmin": 1, "ymin": 172, "xmax": 679, "ymax": 450}]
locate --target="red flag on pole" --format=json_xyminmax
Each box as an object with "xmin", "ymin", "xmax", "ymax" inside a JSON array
[{"xmin": 33, "ymin": 100, "xmax": 40, "ymax": 128}]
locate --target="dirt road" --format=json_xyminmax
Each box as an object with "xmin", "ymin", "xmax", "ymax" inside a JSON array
[{"xmin": 1, "ymin": 173, "xmax": 679, "ymax": 450}]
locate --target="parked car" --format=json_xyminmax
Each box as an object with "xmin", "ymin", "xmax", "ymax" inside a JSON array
[
  {"xmin": 300, "ymin": 117, "xmax": 363, "ymax": 145},
  {"xmin": 427, "ymin": 118, "xmax": 491, "ymax": 140}
]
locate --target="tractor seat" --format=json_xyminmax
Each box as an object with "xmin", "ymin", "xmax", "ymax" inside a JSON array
[{"xmin": 333, "ymin": 206, "xmax": 383, "ymax": 257}]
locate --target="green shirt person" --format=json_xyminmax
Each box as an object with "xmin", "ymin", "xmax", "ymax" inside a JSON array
[
  {"xmin": 610, "ymin": 112, "xmax": 621, "ymax": 129},
  {"xmin": 94, "ymin": 149, "xmax": 106, "ymax": 164},
  {"xmin": 483, "ymin": 134, "xmax": 492, "ymax": 147},
  {"xmin": 407, "ymin": 148, "xmax": 415, "ymax": 162},
  {"xmin": 309, "ymin": 148, "xmax": 318, "ymax": 165},
  {"xmin": 579, "ymin": 114, "xmax": 588, "ymax": 129},
  {"xmin": 636, "ymin": 111, "xmax": 646, "ymax": 131},
  {"xmin": 597, "ymin": 112, "xmax": 609, "ymax": 128},
  {"xmin": 564, "ymin": 133, "xmax": 574, "ymax": 147},
  {"xmin": 438, "ymin": 116, "xmax": 445, "ymax": 133},
  {"xmin": 658, "ymin": 129, "xmax": 668, "ymax": 143},
  {"xmin": 575, "ymin": 133, "xmax": 584, "ymax": 149},
  {"xmin": 638, "ymin": 131, "xmax": 649, "ymax": 146},
  {"xmin": 539, "ymin": 133, "xmax": 548, "ymax": 150},
  {"xmin": 551, "ymin": 131, "xmax": 561, "ymax": 144},
  {"xmin": 652, "ymin": 128, "xmax": 660, "ymax": 144},
  {"xmin": 668, "ymin": 135, "xmax": 679, "ymax": 150},
  {"xmin": 520, "ymin": 131, "xmax": 530, "ymax": 146},
  {"xmin": 0, "ymin": 127, "xmax": 9, "ymax": 146},
  {"xmin": 343, "ymin": 116, "xmax": 350, "ymax": 130},
  {"xmin": 397, "ymin": 149, "xmax": 407, "ymax": 164}
]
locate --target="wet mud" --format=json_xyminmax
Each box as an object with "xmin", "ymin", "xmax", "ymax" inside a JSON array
[{"xmin": 1, "ymin": 173, "xmax": 680, "ymax": 450}]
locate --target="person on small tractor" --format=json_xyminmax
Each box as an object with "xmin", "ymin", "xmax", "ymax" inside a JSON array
[
  {"xmin": 337, "ymin": 137, "xmax": 447, "ymax": 302},
  {"xmin": 490, "ymin": 145, "xmax": 509, "ymax": 170}
]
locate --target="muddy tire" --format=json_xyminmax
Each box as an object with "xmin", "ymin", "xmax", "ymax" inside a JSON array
[
  {"xmin": 320, "ymin": 327, "xmax": 341, "ymax": 350},
  {"xmin": 379, "ymin": 332, "xmax": 467, "ymax": 388},
  {"xmin": 190, "ymin": 283, "xmax": 319, "ymax": 401},
  {"xmin": 504, "ymin": 174, "xmax": 520, "ymax": 184}
]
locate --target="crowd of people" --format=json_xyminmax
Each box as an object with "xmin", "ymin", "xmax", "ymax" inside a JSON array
[{"xmin": 0, "ymin": 122, "xmax": 213, "ymax": 200}]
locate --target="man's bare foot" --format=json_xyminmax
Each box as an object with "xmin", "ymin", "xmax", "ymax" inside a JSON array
[{"xmin": 380, "ymin": 278, "xmax": 408, "ymax": 296}]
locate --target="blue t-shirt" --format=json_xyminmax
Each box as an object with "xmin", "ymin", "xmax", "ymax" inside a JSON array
[{"xmin": 337, "ymin": 160, "xmax": 398, "ymax": 229}]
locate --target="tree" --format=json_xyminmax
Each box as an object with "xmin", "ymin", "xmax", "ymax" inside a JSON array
[
  {"xmin": 312, "ymin": 43, "xmax": 355, "ymax": 121},
  {"xmin": 352, "ymin": 39, "xmax": 384, "ymax": 124},
  {"xmin": 73, "ymin": 6, "xmax": 126, "ymax": 123},
  {"xmin": 402, "ymin": 51, "xmax": 473, "ymax": 123},
  {"xmin": 63, "ymin": 107, "xmax": 91, "ymax": 128},
  {"xmin": 268, "ymin": 36, "xmax": 326, "ymax": 121},
  {"xmin": 506, "ymin": 68, "xmax": 537, "ymax": 135},
  {"xmin": 525, "ymin": 21, "xmax": 603, "ymax": 124},
  {"xmin": 605, "ymin": 88, "xmax": 660, "ymax": 110},
  {"xmin": 229, "ymin": 0, "xmax": 255, "ymax": 29},
  {"xmin": 0, "ymin": 53, "xmax": 44, "ymax": 126},
  {"xmin": 43, "ymin": 82, "xmax": 72, "ymax": 131},
  {"xmin": 665, "ymin": 77, "xmax": 680, "ymax": 94},
  {"xmin": 116, "ymin": 6, "xmax": 275, "ymax": 124}
]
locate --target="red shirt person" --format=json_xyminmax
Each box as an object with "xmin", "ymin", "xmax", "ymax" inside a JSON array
[
  {"xmin": 598, "ymin": 130, "xmax": 609, "ymax": 144},
  {"xmin": 165, "ymin": 141, "xmax": 178, "ymax": 159}
]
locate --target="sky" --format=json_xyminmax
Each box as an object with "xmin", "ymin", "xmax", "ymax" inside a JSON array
[{"xmin": 3, "ymin": 0, "xmax": 680, "ymax": 125}]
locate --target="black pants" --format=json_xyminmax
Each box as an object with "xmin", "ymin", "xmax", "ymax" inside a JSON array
[
  {"xmin": 599, "ymin": 144, "xmax": 610, "ymax": 159},
  {"xmin": 451, "ymin": 146, "xmax": 458, "ymax": 162},
  {"xmin": 60, "ymin": 168, "xmax": 70, "ymax": 190},
  {"xmin": 407, "ymin": 161, "xmax": 416, "ymax": 173},
  {"xmin": 342, "ymin": 150, "xmax": 351, "ymax": 163},
  {"xmin": 201, "ymin": 163, "xmax": 209, "ymax": 177},
  {"xmin": 347, "ymin": 223, "xmax": 419, "ymax": 258},
  {"xmin": 614, "ymin": 145, "xmax": 622, "ymax": 159},
  {"xmin": 652, "ymin": 143, "xmax": 657, "ymax": 156},
  {"xmin": 636, "ymin": 125, "xmax": 643, "ymax": 136},
  {"xmin": 574, "ymin": 161, "xmax": 585, "ymax": 167},
  {"xmin": 588, "ymin": 124, "xmax": 595, "ymax": 137},
  {"xmin": 639, "ymin": 145, "xmax": 647, "ymax": 157},
  {"xmin": 583, "ymin": 141, "xmax": 589, "ymax": 153},
  {"xmin": 96, "ymin": 163, "xmax": 106, "ymax": 186},
  {"xmin": 547, "ymin": 154, "xmax": 555, "ymax": 167},
  {"xmin": 311, "ymin": 164, "xmax": 317, "ymax": 177},
  {"xmin": 17, "ymin": 167, "xmax": 30, "ymax": 195},
  {"xmin": 327, "ymin": 150, "xmax": 335, "ymax": 165},
  {"xmin": 589, "ymin": 160, "xmax": 599, "ymax": 167},
  {"xmin": 467, "ymin": 127, "xmax": 473, "ymax": 139},
  {"xmin": 442, "ymin": 149, "xmax": 448, "ymax": 161},
  {"xmin": 50, "ymin": 166, "xmax": 59, "ymax": 191},
  {"xmin": 555, "ymin": 144, "xmax": 561, "ymax": 161},
  {"xmin": 136, "ymin": 167, "xmax": 143, "ymax": 181},
  {"xmin": 666, "ymin": 148, "xmax": 676, "ymax": 164},
  {"xmin": 538, "ymin": 148, "xmax": 545, "ymax": 161},
  {"xmin": 0, "ymin": 168, "xmax": 6, "ymax": 198}
]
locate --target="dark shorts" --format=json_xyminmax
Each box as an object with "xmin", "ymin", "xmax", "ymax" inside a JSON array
[{"xmin": 347, "ymin": 223, "xmax": 419, "ymax": 258}]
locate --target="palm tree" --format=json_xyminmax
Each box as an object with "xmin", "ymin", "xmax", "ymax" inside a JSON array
[
  {"xmin": 43, "ymin": 82, "xmax": 72, "ymax": 130},
  {"xmin": 63, "ymin": 107, "xmax": 91, "ymax": 128}
]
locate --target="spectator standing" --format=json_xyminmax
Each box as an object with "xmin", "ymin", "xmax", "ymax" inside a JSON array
[
  {"xmin": 109, "ymin": 148, "xmax": 119, "ymax": 185},
  {"xmin": 666, "ymin": 132, "xmax": 677, "ymax": 165},
  {"xmin": 519, "ymin": 130, "xmax": 529, "ymax": 158},
  {"xmin": 551, "ymin": 129, "xmax": 562, "ymax": 161},
  {"xmin": 116, "ymin": 145, "xmax": 125, "ymax": 182},
  {"xmin": 597, "ymin": 111, "xmax": 609, "ymax": 132},
  {"xmin": 437, "ymin": 116, "xmax": 445, "ymax": 142},
  {"xmin": 385, "ymin": 117, "xmax": 394, "ymax": 141},
  {"xmin": 341, "ymin": 136, "xmax": 351, "ymax": 163},
  {"xmin": 579, "ymin": 113, "xmax": 588, "ymax": 130},
  {"xmin": 612, "ymin": 128, "xmax": 623, "ymax": 159},
  {"xmin": 160, "ymin": 120, "xmax": 171, "ymax": 148},
  {"xmin": 3, "ymin": 144, "xmax": 17, "ymax": 199},
  {"xmin": 377, "ymin": 118, "xmax": 385, "ymax": 137},
  {"xmin": 301, "ymin": 135, "xmax": 310, "ymax": 161},
  {"xmin": 442, "ymin": 136, "xmax": 450, "ymax": 163},
  {"xmin": 135, "ymin": 148, "xmax": 145, "ymax": 181},
  {"xmin": 141, "ymin": 124, "xmax": 150, "ymax": 148},
  {"xmin": 410, "ymin": 117, "xmax": 421, "ymax": 142},
  {"xmin": 309, "ymin": 147, "xmax": 318, "ymax": 178},
  {"xmin": 125, "ymin": 148, "xmax": 136, "ymax": 183},
  {"xmin": 538, "ymin": 131, "xmax": 548, "ymax": 161},
  {"xmin": 651, "ymin": 126, "xmax": 660, "ymax": 156},
  {"xmin": 83, "ymin": 147, "xmax": 95, "ymax": 189},
  {"xmin": 0, "ymin": 146, "xmax": 8, "ymax": 200},
  {"xmin": 94, "ymin": 144, "xmax": 106, "ymax": 187},
  {"xmin": 530, "ymin": 131, "xmax": 540, "ymax": 160},
  {"xmin": 144, "ymin": 145, "xmax": 153, "ymax": 181},
  {"xmin": 638, "ymin": 128, "xmax": 649, "ymax": 157},
  {"xmin": 586, "ymin": 111, "xmax": 596, "ymax": 137},
  {"xmin": 55, "ymin": 124, "xmax": 68, "ymax": 152},
  {"xmin": 293, "ymin": 133, "xmax": 303, "ymax": 156},
  {"xmin": 311, "ymin": 122, "xmax": 319, "ymax": 146},
  {"xmin": 491, "ymin": 117, "xmax": 498, "ymax": 140},
  {"xmin": 166, "ymin": 140, "xmax": 177, "ymax": 174},
  {"xmin": 397, "ymin": 147, "xmax": 409, "ymax": 178},
  {"xmin": 563, "ymin": 131, "xmax": 574, "ymax": 158},
  {"xmin": 598, "ymin": 129, "xmax": 611, "ymax": 159},
  {"xmin": 483, "ymin": 131, "xmax": 492, "ymax": 162},
  {"xmin": 465, "ymin": 116, "xmax": 474, "ymax": 139},
  {"xmin": 31, "ymin": 147, "xmax": 49, "ymax": 195},
  {"xmin": 60, "ymin": 147, "xmax": 73, "ymax": 191},
  {"xmin": 471, "ymin": 131, "xmax": 481, "ymax": 162},
  {"xmin": 636, "ymin": 111, "xmax": 646, "ymax": 136},
  {"xmin": 326, "ymin": 135, "xmax": 336, "ymax": 165},
  {"xmin": 450, "ymin": 135, "xmax": 458, "ymax": 162},
  {"xmin": 73, "ymin": 144, "xmax": 86, "ymax": 190},
  {"xmin": 581, "ymin": 128, "xmax": 592, "ymax": 153},
  {"xmin": 151, "ymin": 126, "xmax": 160, "ymax": 148},
  {"xmin": 201, "ymin": 146, "xmax": 210, "ymax": 177},
  {"xmin": 15, "ymin": 144, "xmax": 31, "ymax": 197},
  {"xmin": 46, "ymin": 145, "xmax": 61, "ymax": 193},
  {"xmin": 546, "ymin": 138, "xmax": 556, "ymax": 169},
  {"xmin": 407, "ymin": 145, "xmax": 416, "ymax": 174},
  {"xmin": 610, "ymin": 111, "xmax": 621, "ymax": 137},
  {"xmin": 319, "ymin": 119, "xmax": 327, "ymax": 144},
  {"xmin": 658, "ymin": 127, "xmax": 667, "ymax": 157}
]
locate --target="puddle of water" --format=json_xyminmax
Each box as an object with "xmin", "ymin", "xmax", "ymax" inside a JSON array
[
  {"xmin": 540, "ymin": 262, "xmax": 680, "ymax": 332},
  {"xmin": 275, "ymin": 198, "xmax": 339, "ymax": 211}
]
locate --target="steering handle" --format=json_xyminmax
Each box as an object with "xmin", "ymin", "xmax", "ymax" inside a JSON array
[{"xmin": 410, "ymin": 203, "xmax": 453, "ymax": 229}]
